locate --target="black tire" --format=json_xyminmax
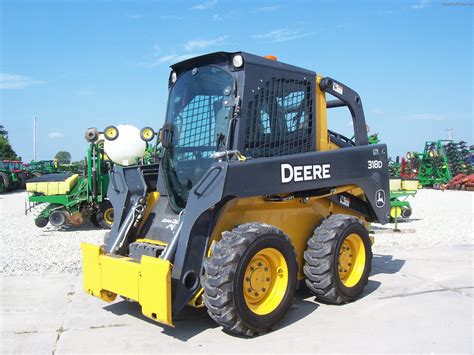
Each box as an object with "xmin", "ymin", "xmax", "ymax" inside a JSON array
[
  {"xmin": 104, "ymin": 125, "xmax": 119, "ymax": 141},
  {"xmin": 96, "ymin": 201, "xmax": 114, "ymax": 229},
  {"xmin": 17, "ymin": 173, "xmax": 27, "ymax": 189},
  {"xmin": 49, "ymin": 210, "xmax": 66, "ymax": 226},
  {"xmin": 35, "ymin": 217, "xmax": 48, "ymax": 228},
  {"xmin": 89, "ymin": 213, "xmax": 100, "ymax": 228},
  {"xmin": 201, "ymin": 223, "xmax": 297, "ymax": 337},
  {"xmin": 0, "ymin": 172, "xmax": 12, "ymax": 191},
  {"xmin": 140, "ymin": 127, "xmax": 155, "ymax": 142},
  {"xmin": 401, "ymin": 208, "xmax": 412, "ymax": 219},
  {"xmin": 304, "ymin": 214, "xmax": 372, "ymax": 304}
]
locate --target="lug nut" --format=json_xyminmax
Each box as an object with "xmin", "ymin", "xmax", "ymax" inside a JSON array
[
  {"xmin": 245, "ymin": 277, "xmax": 250, "ymax": 281},
  {"xmin": 262, "ymin": 288, "xmax": 266, "ymax": 292},
  {"xmin": 254, "ymin": 292, "xmax": 259, "ymax": 297}
]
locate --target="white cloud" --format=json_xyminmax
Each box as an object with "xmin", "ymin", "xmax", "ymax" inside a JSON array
[
  {"xmin": 212, "ymin": 14, "xmax": 223, "ymax": 21},
  {"xmin": 0, "ymin": 73, "xmax": 44, "ymax": 89},
  {"xmin": 411, "ymin": 0, "xmax": 431, "ymax": 9},
  {"xmin": 255, "ymin": 5, "xmax": 281, "ymax": 12},
  {"xmin": 251, "ymin": 28, "xmax": 314, "ymax": 43},
  {"xmin": 191, "ymin": 0, "xmax": 217, "ymax": 10},
  {"xmin": 184, "ymin": 35, "xmax": 228, "ymax": 52},
  {"xmin": 139, "ymin": 53, "xmax": 203, "ymax": 68},
  {"xmin": 48, "ymin": 132, "xmax": 64, "ymax": 139},
  {"xmin": 139, "ymin": 34, "xmax": 227, "ymax": 68},
  {"xmin": 402, "ymin": 113, "xmax": 470, "ymax": 121}
]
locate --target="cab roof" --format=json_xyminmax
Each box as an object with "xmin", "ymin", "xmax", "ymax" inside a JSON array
[{"xmin": 170, "ymin": 51, "xmax": 316, "ymax": 78}]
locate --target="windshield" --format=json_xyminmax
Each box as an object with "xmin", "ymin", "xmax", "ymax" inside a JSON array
[{"xmin": 162, "ymin": 65, "xmax": 234, "ymax": 212}]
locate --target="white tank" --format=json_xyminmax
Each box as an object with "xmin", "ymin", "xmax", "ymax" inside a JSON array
[{"xmin": 103, "ymin": 124, "xmax": 146, "ymax": 166}]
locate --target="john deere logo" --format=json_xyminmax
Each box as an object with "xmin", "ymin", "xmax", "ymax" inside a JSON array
[{"xmin": 375, "ymin": 189, "xmax": 385, "ymax": 208}]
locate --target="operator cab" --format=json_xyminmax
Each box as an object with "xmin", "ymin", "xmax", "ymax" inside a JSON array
[{"xmin": 161, "ymin": 52, "xmax": 319, "ymax": 212}]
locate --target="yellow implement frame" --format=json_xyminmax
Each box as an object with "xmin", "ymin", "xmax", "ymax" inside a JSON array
[{"xmin": 81, "ymin": 243, "xmax": 173, "ymax": 327}]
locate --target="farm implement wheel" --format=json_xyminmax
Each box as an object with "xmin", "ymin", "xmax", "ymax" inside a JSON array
[
  {"xmin": 304, "ymin": 215, "xmax": 372, "ymax": 304},
  {"xmin": 49, "ymin": 211, "xmax": 67, "ymax": 226},
  {"xmin": 96, "ymin": 201, "xmax": 114, "ymax": 229},
  {"xmin": 390, "ymin": 206, "xmax": 402, "ymax": 219},
  {"xmin": 201, "ymin": 223, "xmax": 297, "ymax": 336},
  {"xmin": 34, "ymin": 217, "xmax": 48, "ymax": 228},
  {"xmin": 401, "ymin": 208, "xmax": 412, "ymax": 218},
  {"xmin": 89, "ymin": 213, "xmax": 100, "ymax": 228}
]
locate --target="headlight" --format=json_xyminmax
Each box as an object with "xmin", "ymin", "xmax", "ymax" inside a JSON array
[
  {"xmin": 171, "ymin": 71, "xmax": 177, "ymax": 83},
  {"xmin": 232, "ymin": 54, "xmax": 244, "ymax": 68}
]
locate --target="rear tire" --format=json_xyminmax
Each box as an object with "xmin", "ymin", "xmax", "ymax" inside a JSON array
[
  {"xmin": 304, "ymin": 214, "xmax": 372, "ymax": 304},
  {"xmin": 17, "ymin": 173, "xmax": 27, "ymax": 189},
  {"xmin": 0, "ymin": 172, "xmax": 12, "ymax": 191},
  {"xmin": 201, "ymin": 223, "xmax": 297, "ymax": 336}
]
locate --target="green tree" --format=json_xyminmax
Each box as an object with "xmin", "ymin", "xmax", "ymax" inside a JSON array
[
  {"xmin": 0, "ymin": 125, "xmax": 18, "ymax": 160},
  {"xmin": 71, "ymin": 160, "xmax": 86, "ymax": 171},
  {"xmin": 55, "ymin": 151, "xmax": 72, "ymax": 164}
]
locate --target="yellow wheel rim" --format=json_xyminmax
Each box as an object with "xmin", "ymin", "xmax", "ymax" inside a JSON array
[
  {"xmin": 105, "ymin": 127, "xmax": 117, "ymax": 139},
  {"xmin": 103, "ymin": 208, "xmax": 114, "ymax": 225},
  {"xmin": 390, "ymin": 206, "xmax": 402, "ymax": 218},
  {"xmin": 338, "ymin": 234, "xmax": 366, "ymax": 288},
  {"xmin": 243, "ymin": 247, "xmax": 288, "ymax": 315}
]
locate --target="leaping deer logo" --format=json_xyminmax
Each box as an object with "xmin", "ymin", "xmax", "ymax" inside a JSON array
[{"xmin": 375, "ymin": 189, "xmax": 385, "ymax": 208}]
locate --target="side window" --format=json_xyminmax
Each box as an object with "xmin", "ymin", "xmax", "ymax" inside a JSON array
[{"xmin": 245, "ymin": 78, "xmax": 313, "ymax": 158}]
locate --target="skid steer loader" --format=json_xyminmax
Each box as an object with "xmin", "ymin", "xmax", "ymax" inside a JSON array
[{"xmin": 82, "ymin": 51, "xmax": 390, "ymax": 336}]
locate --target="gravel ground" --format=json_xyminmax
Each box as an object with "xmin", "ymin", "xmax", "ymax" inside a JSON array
[
  {"xmin": 371, "ymin": 188, "xmax": 473, "ymax": 252},
  {"xmin": 1, "ymin": 189, "xmax": 472, "ymax": 276},
  {"xmin": 0, "ymin": 191, "xmax": 104, "ymax": 276}
]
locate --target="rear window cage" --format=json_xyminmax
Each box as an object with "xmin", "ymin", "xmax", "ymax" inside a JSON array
[{"xmin": 244, "ymin": 78, "xmax": 313, "ymax": 158}]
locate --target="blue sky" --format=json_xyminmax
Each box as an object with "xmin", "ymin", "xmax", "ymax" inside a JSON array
[{"xmin": 1, "ymin": 0, "xmax": 472, "ymax": 161}]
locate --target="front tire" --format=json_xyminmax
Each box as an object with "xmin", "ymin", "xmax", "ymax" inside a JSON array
[
  {"xmin": 201, "ymin": 223, "xmax": 297, "ymax": 336},
  {"xmin": 304, "ymin": 214, "xmax": 372, "ymax": 304}
]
